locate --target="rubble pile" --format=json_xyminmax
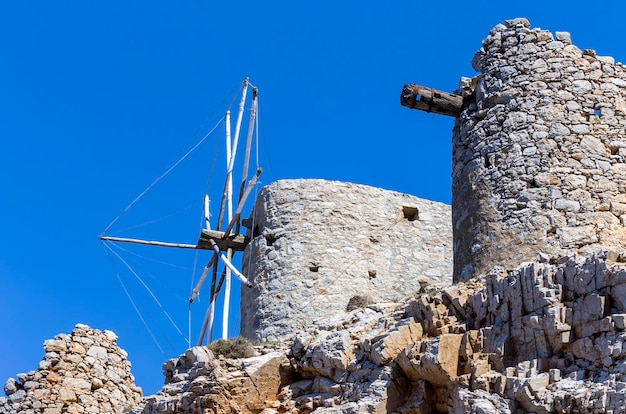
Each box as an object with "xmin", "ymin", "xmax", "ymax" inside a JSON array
[{"xmin": 0, "ymin": 324, "xmax": 142, "ymax": 414}]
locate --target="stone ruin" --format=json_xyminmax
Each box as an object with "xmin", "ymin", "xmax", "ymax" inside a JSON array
[
  {"xmin": 240, "ymin": 179, "xmax": 452, "ymax": 342},
  {"xmin": 8, "ymin": 16, "xmax": 626, "ymax": 414},
  {"xmin": 0, "ymin": 324, "xmax": 142, "ymax": 414},
  {"xmin": 452, "ymin": 18, "xmax": 626, "ymax": 282}
]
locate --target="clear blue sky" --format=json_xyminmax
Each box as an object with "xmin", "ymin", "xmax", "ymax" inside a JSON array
[{"xmin": 1, "ymin": 1, "xmax": 623, "ymax": 396}]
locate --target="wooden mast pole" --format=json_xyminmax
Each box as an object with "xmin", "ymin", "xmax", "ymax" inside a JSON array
[
  {"xmin": 222, "ymin": 168, "xmax": 262, "ymax": 238},
  {"xmin": 200, "ymin": 109, "xmax": 232, "ymax": 344},
  {"xmin": 215, "ymin": 111, "xmax": 231, "ymax": 232},
  {"xmin": 222, "ymin": 80, "xmax": 248, "ymax": 340},
  {"xmin": 238, "ymin": 87, "xmax": 258, "ymax": 203},
  {"xmin": 197, "ymin": 262, "xmax": 219, "ymax": 346}
]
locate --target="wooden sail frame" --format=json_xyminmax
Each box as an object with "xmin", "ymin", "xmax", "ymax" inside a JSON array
[{"xmin": 100, "ymin": 77, "xmax": 261, "ymax": 347}]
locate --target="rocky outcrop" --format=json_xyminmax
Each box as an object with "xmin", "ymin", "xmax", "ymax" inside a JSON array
[
  {"xmin": 227, "ymin": 253, "xmax": 603, "ymax": 412},
  {"xmin": 0, "ymin": 324, "xmax": 142, "ymax": 414},
  {"xmin": 129, "ymin": 252, "xmax": 626, "ymax": 413},
  {"xmin": 284, "ymin": 252, "xmax": 626, "ymax": 413},
  {"xmin": 132, "ymin": 345, "xmax": 295, "ymax": 414}
]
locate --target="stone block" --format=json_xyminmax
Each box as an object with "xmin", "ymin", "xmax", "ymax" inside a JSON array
[
  {"xmin": 397, "ymin": 334, "xmax": 464, "ymax": 387},
  {"xmin": 613, "ymin": 314, "xmax": 626, "ymax": 329},
  {"xmin": 370, "ymin": 320, "xmax": 423, "ymax": 365},
  {"xmin": 526, "ymin": 373, "xmax": 549, "ymax": 392}
]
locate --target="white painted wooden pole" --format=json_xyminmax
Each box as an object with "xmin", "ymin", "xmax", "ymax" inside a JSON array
[
  {"xmin": 216, "ymin": 109, "xmax": 231, "ymax": 230},
  {"xmin": 220, "ymin": 250, "xmax": 251, "ymax": 286},
  {"xmin": 204, "ymin": 194, "xmax": 211, "ymax": 230},
  {"xmin": 207, "ymin": 281, "xmax": 217, "ymax": 342},
  {"xmin": 228, "ymin": 79, "xmax": 247, "ymax": 221},
  {"xmin": 222, "ymin": 248, "xmax": 232, "ymax": 340},
  {"xmin": 231, "ymin": 78, "xmax": 249, "ymax": 173},
  {"xmin": 239, "ymin": 87, "xmax": 258, "ymax": 201},
  {"xmin": 220, "ymin": 80, "xmax": 249, "ymax": 340},
  {"xmin": 197, "ymin": 259, "xmax": 218, "ymax": 346},
  {"xmin": 225, "ymin": 110, "xmax": 232, "ymax": 197},
  {"xmin": 189, "ymin": 255, "xmax": 217, "ymax": 303}
]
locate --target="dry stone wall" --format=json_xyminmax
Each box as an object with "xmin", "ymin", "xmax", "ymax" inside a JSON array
[
  {"xmin": 0, "ymin": 324, "xmax": 142, "ymax": 414},
  {"xmin": 453, "ymin": 17, "xmax": 626, "ymax": 281},
  {"xmin": 240, "ymin": 179, "xmax": 452, "ymax": 342}
]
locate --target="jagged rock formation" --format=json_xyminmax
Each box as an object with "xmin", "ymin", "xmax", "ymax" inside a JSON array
[
  {"xmin": 453, "ymin": 17, "xmax": 626, "ymax": 282},
  {"xmin": 241, "ymin": 179, "xmax": 452, "ymax": 342},
  {"xmin": 128, "ymin": 252, "xmax": 626, "ymax": 413},
  {"xmin": 0, "ymin": 324, "xmax": 142, "ymax": 414},
  {"xmin": 286, "ymin": 253, "xmax": 626, "ymax": 413},
  {"xmin": 133, "ymin": 345, "xmax": 294, "ymax": 413}
]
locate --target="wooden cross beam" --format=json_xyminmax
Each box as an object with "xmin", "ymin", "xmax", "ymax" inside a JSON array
[
  {"xmin": 100, "ymin": 229, "xmax": 249, "ymax": 253},
  {"xmin": 400, "ymin": 84, "xmax": 464, "ymax": 117},
  {"xmin": 197, "ymin": 229, "xmax": 249, "ymax": 252}
]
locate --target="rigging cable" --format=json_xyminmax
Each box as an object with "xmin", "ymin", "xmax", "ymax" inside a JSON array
[
  {"xmin": 109, "ymin": 202, "xmax": 196, "ymax": 236},
  {"xmin": 101, "ymin": 243, "xmax": 165, "ymax": 353},
  {"xmin": 102, "ymin": 117, "xmax": 224, "ymax": 235},
  {"xmin": 103, "ymin": 241, "xmax": 186, "ymax": 341},
  {"xmin": 108, "ymin": 241, "xmax": 190, "ymax": 270}
]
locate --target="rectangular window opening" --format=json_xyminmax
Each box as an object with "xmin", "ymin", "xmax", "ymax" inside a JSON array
[{"xmin": 402, "ymin": 206, "xmax": 419, "ymax": 221}]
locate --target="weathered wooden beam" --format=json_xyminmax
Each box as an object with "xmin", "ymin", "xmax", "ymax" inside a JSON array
[
  {"xmin": 400, "ymin": 84, "xmax": 464, "ymax": 117},
  {"xmin": 100, "ymin": 235, "xmax": 200, "ymax": 250},
  {"xmin": 101, "ymin": 230, "xmax": 249, "ymax": 252},
  {"xmin": 198, "ymin": 229, "xmax": 249, "ymax": 252}
]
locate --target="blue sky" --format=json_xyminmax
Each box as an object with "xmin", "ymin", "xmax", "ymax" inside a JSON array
[{"xmin": 1, "ymin": 1, "xmax": 623, "ymax": 396}]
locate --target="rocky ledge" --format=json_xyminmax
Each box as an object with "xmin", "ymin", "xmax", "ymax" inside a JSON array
[{"xmin": 129, "ymin": 251, "xmax": 626, "ymax": 413}]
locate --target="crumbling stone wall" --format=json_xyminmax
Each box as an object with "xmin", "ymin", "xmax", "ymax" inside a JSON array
[
  {"xmin": 453, "ymin": 18, "xmax": 626, "ymax": 281},
  {"xmin": 241, "ymin": 179, "xmax": 452, "ymax": 342},
  {"xmin": 0, "ymin": 324, "xmax": 142, "ymax": 414}
]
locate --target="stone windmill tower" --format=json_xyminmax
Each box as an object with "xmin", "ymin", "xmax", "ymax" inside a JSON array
[
  {"xmin": 240, "ymin": 179, "xmax": 452, "ymax": 342},
  {"xmin": 404, "ymin": 18, "xmax": 626, "ymax": 282}
]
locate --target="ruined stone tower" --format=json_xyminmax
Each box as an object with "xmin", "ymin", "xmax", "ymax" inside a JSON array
[
  {"xmin": 240, "ymin": 179, "xmax": 452, "ymax": 341},
  {"xmin": 452, "ymin": 18, "xmax": 626, "ymax": 281}
]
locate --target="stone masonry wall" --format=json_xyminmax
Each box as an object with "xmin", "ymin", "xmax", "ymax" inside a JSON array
[
  {"xmin": 453, "ymin": 18, "xmax": 626, "ymax": 282},
  {"xmin": 0, "ymin": 324, "xmax": 142, "ymax": 414},
  {"xmin": 240, "ymin": 179, "xmax": 452, "ymax": 342}
]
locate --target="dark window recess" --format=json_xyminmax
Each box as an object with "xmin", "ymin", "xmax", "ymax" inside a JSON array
[
  {"xmin": 265, "ymin": 234, "xmax": 276, "ymax": 246},
  {"xmin": 402, "ymin": 206, "xmax": 419, "ymax": 221},
  {"xmin": 241, "ymin": 217, "xmax": 253, "ymax": 229}
]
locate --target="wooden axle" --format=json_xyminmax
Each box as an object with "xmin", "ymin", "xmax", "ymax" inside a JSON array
[
  {"xmin": 197, "ymin": 229, "xmax": 248, "ymax": 252},
  {"xmin": 400, "ymin": 84, "xmax": 464, "ymax": 117}
]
